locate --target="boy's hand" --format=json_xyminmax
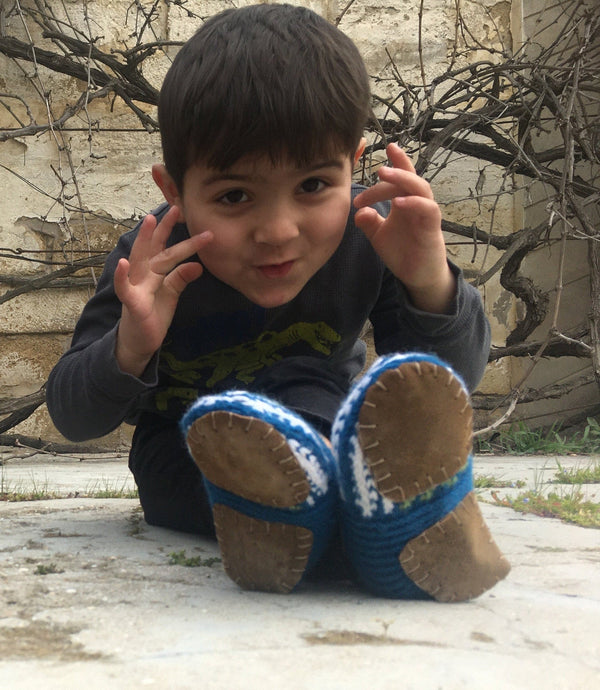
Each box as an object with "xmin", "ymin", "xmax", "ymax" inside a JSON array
[
  {"xmin": 353, "ymin": 143, "xmax": 455, "ymax": 314},
  {"xmin": 113, "ymin": 206, "xmax": 212, "ymax": 377}
]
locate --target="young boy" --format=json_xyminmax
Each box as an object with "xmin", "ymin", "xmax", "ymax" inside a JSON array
[{"xmin": 47, "ymin": 3, "xmax": 509, "ymax": 601}]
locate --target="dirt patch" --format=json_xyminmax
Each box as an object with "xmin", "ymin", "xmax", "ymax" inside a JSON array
[
  {"xmin": 302, "ymin": 629, "xmax": 447, "ymax": 647},
  {"xmin": 0, "ymin": 619, "xmax": 106, "ymax": 661}
]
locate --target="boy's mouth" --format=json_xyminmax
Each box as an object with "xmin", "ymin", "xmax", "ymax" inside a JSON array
[{"xmin": 256, "ymin": 260, "xmax": 295, "ymax": 279}]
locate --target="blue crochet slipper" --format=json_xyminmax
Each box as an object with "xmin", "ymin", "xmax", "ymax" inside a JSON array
[
  {"xmin": 181, "ymin": 391, "xmax": 337, "ymax": 593},
  {"xmin": 332, "ymin": 353, "xmax": 510, "ymax": 602}
]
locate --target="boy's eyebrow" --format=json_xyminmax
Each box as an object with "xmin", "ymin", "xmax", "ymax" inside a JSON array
[
  {"xmin": 201, "ymin": 159, "xmax": 346, "ymax": 186},
  {"xmin": 304, "ymin": 159, "xmax": 347, "ymax": 173},
  {"xmin": 202, "ymin": 172, "xmax": 254, "ymax": 186}
]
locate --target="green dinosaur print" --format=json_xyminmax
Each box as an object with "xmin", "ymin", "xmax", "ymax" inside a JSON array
[
  {"xmin": 155, "ymin": 321, "xmax": 341, "ymax": 410},
  {"xmin": 154, "ymin": 386, "xmax": 199, "ymax": 411}
]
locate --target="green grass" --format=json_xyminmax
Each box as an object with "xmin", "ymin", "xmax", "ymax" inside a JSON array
[
  {"xmin": 0, "ymin": 472, "xmax": 138, "ymax": 501},
  {"xmin": 491, "ymin": 487, "xmax": 600, "ymax": 528},
  {"xmin": 476, "ymin": 417, "xmax": 600, "ymax": 455},
  {"xmin": 34, "ymin": 563, "xmax": 65, "ymax": 576},
  {"xmin": 84, "ymin": 479, "xmax": 139, "ymax": 499},
  {"xmin": 168, "ymin": 550, "xmax": 221, "ymax": 568},
  {"xmin": 0, "ymin": 473, "xmax": 58, "ymax": 502},
  {"xmin": 478, "ymin": 456, "xmax": 599, "ymax": 528},
  {"xmin": 554, "ymin": 458, "xmax": 600, "ymax": 484},
  {"xmin": 474, "ymin": 475, "xmax": 526, "ymax": 489}
]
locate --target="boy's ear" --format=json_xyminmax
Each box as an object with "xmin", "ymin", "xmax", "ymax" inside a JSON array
[
  {"xmin": 353, "ymin": 137, "xmax": 367, "ymax": 166},
  {"xmin": 152, "ymin": 164, "xmax": 185, "ymax": 221}
]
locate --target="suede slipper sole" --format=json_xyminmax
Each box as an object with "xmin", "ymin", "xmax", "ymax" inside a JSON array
[
  {"xmin": 186, "ymin": 411, "xmax": 311, "ymax": 507},
  {"xmin": 212, "ymin": 505, "xmax": 313, "ymax": 593},
  {"xmin": 399, "ymin": 492, "xmax": 510, "ymax": 602},
  {"xmin": 183, "ymin": 398, "xmax": 335, "ymax": 594},
  {"xmin": 358, "ymin": 359, "xmax": 472, "ymax": 503},
  {"xmin": 334, "ymin": 354, "xmax": 510, "ymax": 601},
  {"xmin": 358, "ymin": 360, "xmax": 509, "ymax": 600}
]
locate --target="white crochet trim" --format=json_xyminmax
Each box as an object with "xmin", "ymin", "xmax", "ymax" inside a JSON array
[
  {"xmin": 289, "ymin": 439, "xmax": 329, "ymax": 504},
  {"xmin": 349, "ymin": 433, "xmax": 376, "ymax": 517},
  {"xmin": 347, "ymin": 430, "xmax": 394, "ymax": 517},
  {"xmin": 331, "ymin": 381, "xmax": 361, "ymax": 447},
  {"xmin": 333, "ymin": 366, "xmax": 399, "ymax": 518},
  {"xmin": 189, "ymin": 391, "xmax": 330, "ymax": 501},
  {"xmin": 192, "ymin": 391, "xmax": 309, "ymax": 435}
]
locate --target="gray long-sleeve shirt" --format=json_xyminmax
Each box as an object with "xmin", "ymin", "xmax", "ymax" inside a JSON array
[{"xmin": 47, "ymin": 185, "xmax": 490, "ymax": 442}]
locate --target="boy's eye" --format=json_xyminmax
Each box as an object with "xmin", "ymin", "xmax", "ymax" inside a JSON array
[
  {"xmin": 218, "ymin": 189, "xmax": 248, "ymax": 205},
  {"xmin": 300, "ymin": 177, "xmax": 326, "ymax": 194}
]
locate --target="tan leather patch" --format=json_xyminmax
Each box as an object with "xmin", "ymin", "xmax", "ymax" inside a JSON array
[
  {"xmin": 213, "ymin": 505, "xmax": 313, "ymax": 593},
  {"xmin": 358, "ymin": 360, "xmax": 473, "ymax": 503},
  {"xmin": 399, "ymin": 492, "xmax": 511, "ymax": 602},
  {"xmin": 186, "ymin": 412, "xmax": 310, "ymax": 507}
]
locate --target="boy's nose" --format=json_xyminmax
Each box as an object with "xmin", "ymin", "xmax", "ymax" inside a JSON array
[{"xmin": 254, "ymin": 208, "xmax": 300, "ymax": 245}]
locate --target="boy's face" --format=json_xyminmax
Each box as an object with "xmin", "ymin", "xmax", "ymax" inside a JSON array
[{"xmin": 154, "ymin": 142, "xmax": 364, "ymax": 308}]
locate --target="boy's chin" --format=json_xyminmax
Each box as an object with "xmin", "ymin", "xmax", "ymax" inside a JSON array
[
  {"xmin": 245, "ymin": 289, "xmax": 302, "ymax": 309},
  {"xmin": 238, "ymin": 282, "xmax": 307, "ymax": 309}
]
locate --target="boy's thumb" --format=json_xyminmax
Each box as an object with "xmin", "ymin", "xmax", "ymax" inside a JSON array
[{"xmin": 354, "ymin": 206, "xmax": 382, "ymax": 241}]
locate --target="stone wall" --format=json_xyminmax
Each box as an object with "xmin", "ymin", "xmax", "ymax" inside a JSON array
[
  {"xmin": 496, "ymin": 0, "xmax": 598, "ymax": 430},
  {"xmin": 0, "ymin": 0, "xmax": 595, "ymax": 447}
]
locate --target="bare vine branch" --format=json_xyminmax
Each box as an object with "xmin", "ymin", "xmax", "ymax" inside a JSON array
[{"xmin": 0, "ymin": 0, "xmax": 598, "ymax": 438}]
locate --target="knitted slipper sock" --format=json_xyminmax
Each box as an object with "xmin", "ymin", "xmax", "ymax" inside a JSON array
[
  {"xmin": 332, "ymin": 353, "xmax": 510, "ymax": 602},
  {"xmin": 180, "ymin": 391, "xmax": 337, "ymax": 594}
]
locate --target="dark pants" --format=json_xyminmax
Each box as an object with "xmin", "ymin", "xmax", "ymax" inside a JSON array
[{"xmin": 129, "ymin": 413, "xmax": 215, "ymax": 535}]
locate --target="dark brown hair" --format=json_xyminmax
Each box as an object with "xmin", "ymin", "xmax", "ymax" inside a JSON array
[{"xmin": 158, "ymin": 3, "xmax": 371, "ymax": 190}]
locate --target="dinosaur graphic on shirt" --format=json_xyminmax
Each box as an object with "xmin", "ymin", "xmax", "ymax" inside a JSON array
[{"xmin": 154, "ymin": 321, "xmax": 341, "ymax": 411}]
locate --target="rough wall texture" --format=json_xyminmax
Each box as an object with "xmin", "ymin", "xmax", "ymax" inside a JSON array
[
  {"xmin": 499, "ymin": 0, "xmax": 598, "ymax": 430},
  {"xmin": 0, "ymin": 0, "xmax": 593, "ymax": 447}
]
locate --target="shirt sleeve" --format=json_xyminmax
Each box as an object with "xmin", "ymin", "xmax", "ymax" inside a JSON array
[
  {"xmin": 46, "ymin": 227, "xmax": 160, "ymax": 442},
  {"xmin": 370, "ymin": 262, "xmax": 491, "ymax": 392}
]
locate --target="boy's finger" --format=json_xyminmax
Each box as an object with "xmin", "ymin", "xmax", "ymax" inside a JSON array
[
  {"xmin": 355, "ymin": 165, "xmax": 433, "ymax": 209},
  {"xmin": 163, "ymin": 261, "xmax": 205, "ymax": 297},
  {"xmin": 127, "ymin": 207, "xmax": 183, "ymax": 283},
  {"xmin": 113, "ymin": 259, "xmax": 141, "ymax": 304},
  {"xmin": 128, "ymin": 213, "xmax": 158, "ymax": 265},
  {"xmin": 386, "ymin": 143, "xmax": 417, "ymax": 174},
  {"xmin": 114, "ymin": 258, "xmax": 133, "ymax": 304},
  {"xmin": 390, "ymin": 195, "xmax": 442, "ymax": 234},
  {"xmin": 377, "ymin": 166, "xmax": 434, "ymax": 199},
  {"xmin": 353, "ymin": 206, "xmax": 384, "ymax": 240},
  {"xmin": 354, "ymin": 180, "xmax": 397, "ymax": 208},
  {"xmin": 149, "ymin": 231, "xmax": 213, "ymax": 276},
  {"xmin": 150, "ymin": 205, "xmax": 181, "ymax": 255}
]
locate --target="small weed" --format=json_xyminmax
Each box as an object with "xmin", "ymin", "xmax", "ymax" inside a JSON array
[
  {"xmin": 168, "ymin": 550, "xmax": 201, "ymax": 567},
  {"xmin": 476, "ymin": 417, "xmax": 600, "ymax": 455},
  {"xmin": 168, "ymin": 550, "xmax": 220, "ymax": 568},
  {"xmin": 0, "ymin": 471, "xmax": 138, "ymax": 501},
  {"xmin": 0, "ymin": 469, "xmax": 55, "ymax": 501},
  {"xmin": 554, "ymin": 458, "xmax": 600, "ymax": 484},
  {"xmin": 474, "ymin": 474, "xmax": 526, "ymax": 489},
  {"xmin": 34, "ymin": 563, "xmax": 65, "ymax": 576},
  {"xmin": 85, "ymin": 479, "xmax": 138, "ymax": 499},
  {"xmin": 492, "ymin": 488, "xmax": 600, "ymax": 528}
]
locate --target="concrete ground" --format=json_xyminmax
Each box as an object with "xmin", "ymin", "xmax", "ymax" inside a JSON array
[{"xmin": 0, "ymin": 447, "xmax": 598, "ymax": 689}]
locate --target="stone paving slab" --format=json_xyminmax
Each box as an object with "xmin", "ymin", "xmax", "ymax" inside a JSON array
[{"xmin": 0, "ymin": 449, "xmax": 599, "ymax": 689}]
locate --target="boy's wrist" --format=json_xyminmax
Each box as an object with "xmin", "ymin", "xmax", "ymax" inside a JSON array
[
  {"xmin": 115, "ymin": 326, "xmax": 155, "ymax": 378},
  {"xmin": 405, "ymin": 267, "xmax": 457, "ymax": 314}
]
